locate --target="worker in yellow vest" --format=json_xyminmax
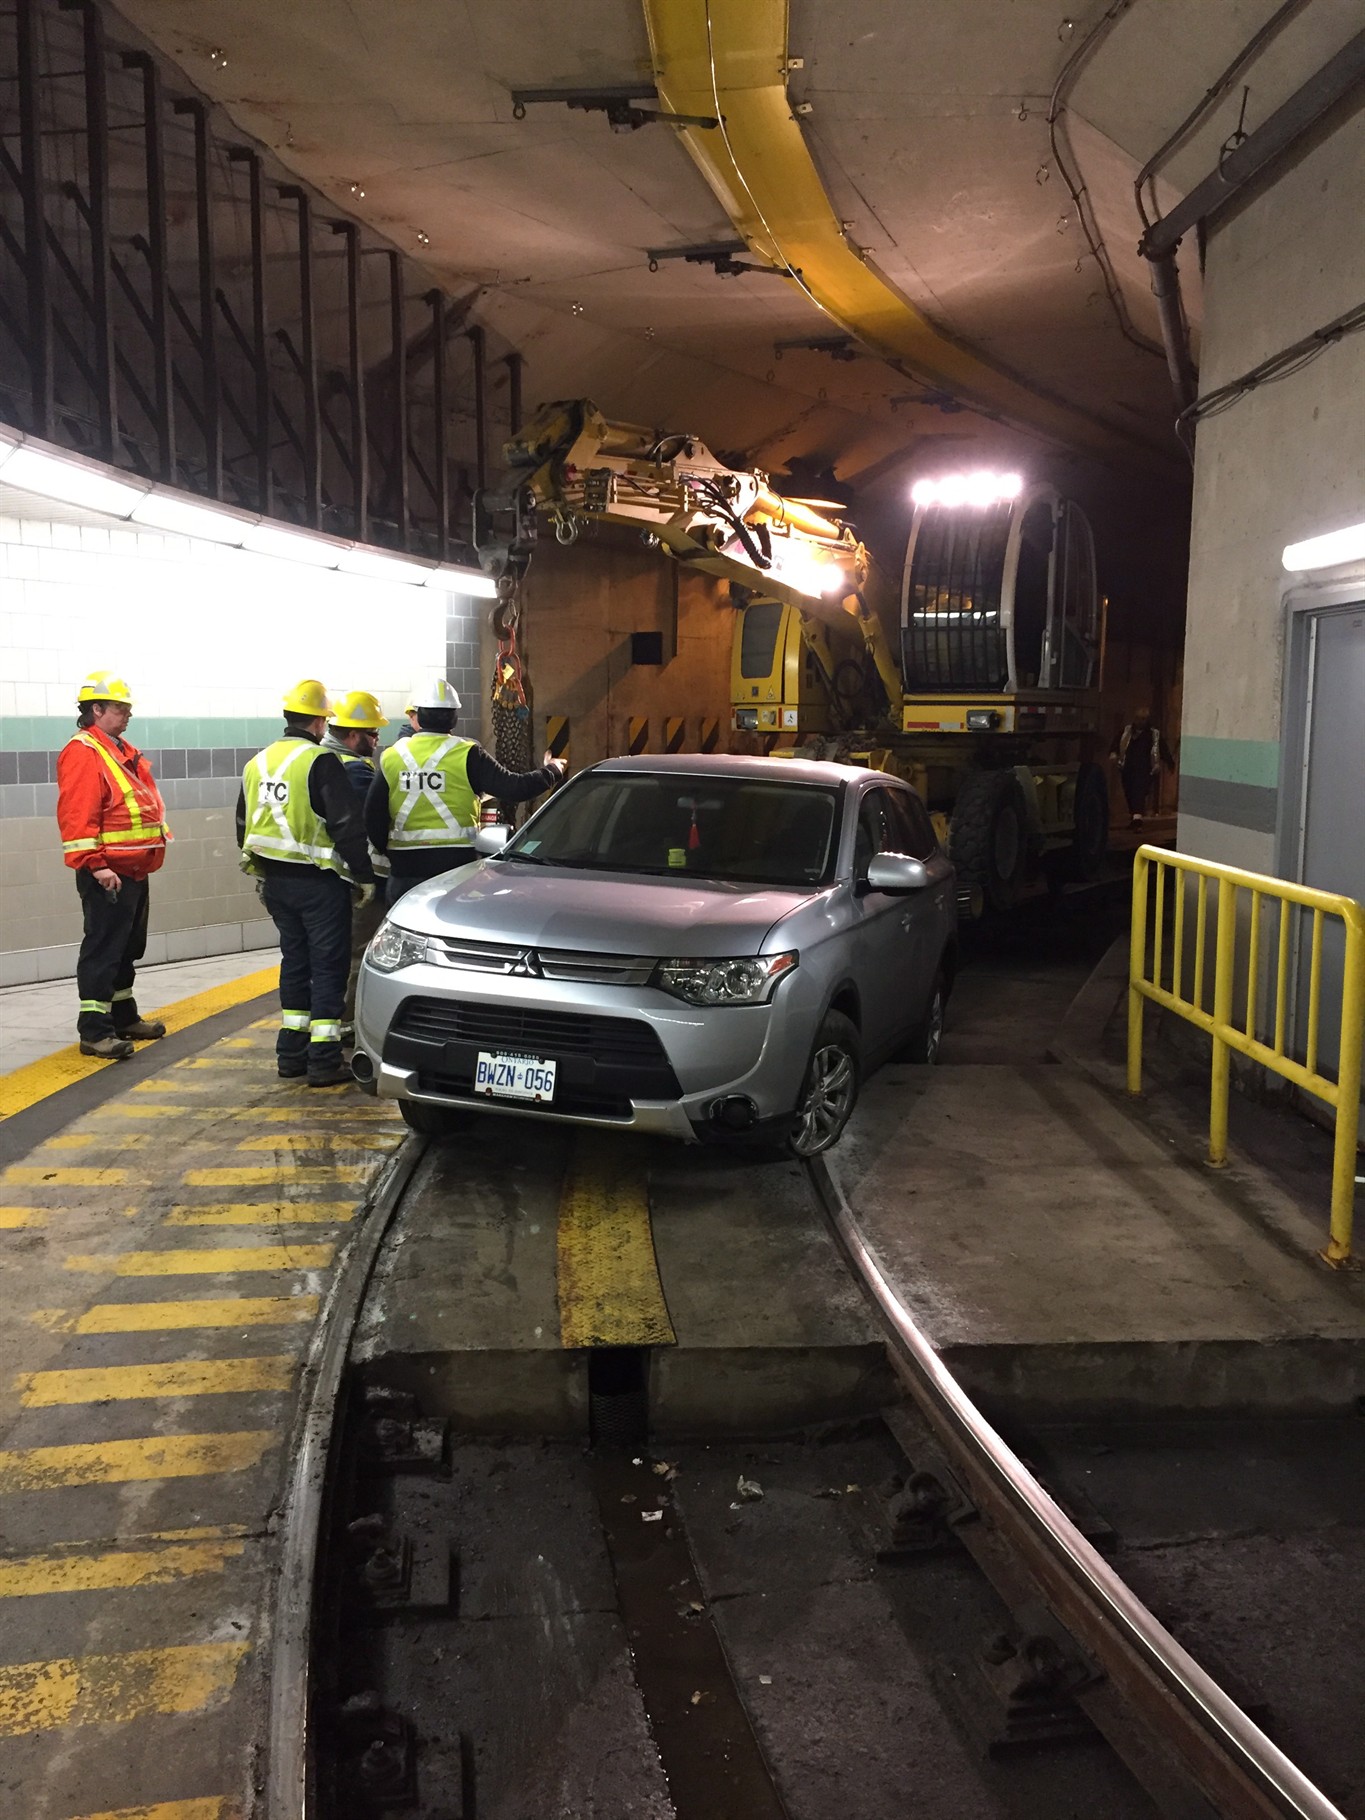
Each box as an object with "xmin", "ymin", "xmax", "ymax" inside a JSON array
[
  {"xmin": 321, "ymin": 688, "xmax": 390, "ymax": 1037},
  {"xmin": 237, "ymin": 680, "xmax": 377, "ymax": 1086},
  {"xmin": 55, "ymin": 672, "xmax": 170, "ymax": 1060},
  {"xmin": 365, "ymin": 676, "xmax": 564, "ymax": 904}
]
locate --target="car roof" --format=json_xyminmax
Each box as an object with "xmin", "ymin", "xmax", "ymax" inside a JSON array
[{"xmin": 590, "ymin": 753, "xmax": 879, "ymax": 788}]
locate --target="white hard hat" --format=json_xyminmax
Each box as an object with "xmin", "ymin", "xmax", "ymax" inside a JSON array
[{"xmin": 408, "ymin": 676, "xmax": 461, "ymax": 712}]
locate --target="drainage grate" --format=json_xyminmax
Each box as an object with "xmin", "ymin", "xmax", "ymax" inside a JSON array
[{"xmin": 588, "ymin": 1346, "xmax": 649, "ymax": 1449}]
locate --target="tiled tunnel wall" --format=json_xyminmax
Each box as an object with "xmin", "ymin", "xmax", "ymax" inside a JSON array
[{"xmin": 0, "ymin": 508, "xmax": 473, "ymax": 985}]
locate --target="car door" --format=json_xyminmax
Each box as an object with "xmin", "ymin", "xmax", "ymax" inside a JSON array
[
  {"xmin": 849, "ymin": 786, "xmax": 922, "ymax": 1062},
  {"xmin": 880, "ymin": 785, "xmax": 954, "ymax": 1038}
]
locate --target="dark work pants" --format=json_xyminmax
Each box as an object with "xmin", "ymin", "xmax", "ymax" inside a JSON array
[
  {"xmin": 75, "ymin": 869, "xmax": 150, "ymax": 1040},
  {"xmin": 261, "ymin": 867, "xmax": 352, "ymax": 1076}
]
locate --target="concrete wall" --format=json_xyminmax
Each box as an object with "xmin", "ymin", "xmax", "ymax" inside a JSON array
[
  {"xmin": 0, "ymin": 507, "xmax": 476, "ymax": 985},
  {"xmin": 1178, "ymin": 105, "xmax": 1365, "ymax": 875}
]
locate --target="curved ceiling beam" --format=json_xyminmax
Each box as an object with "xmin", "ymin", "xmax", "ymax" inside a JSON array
[{"xmin": 643, "ymin": 0, "xmax": 1162, "ymax": 468}]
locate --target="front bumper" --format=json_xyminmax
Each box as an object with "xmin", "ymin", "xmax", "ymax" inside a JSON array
[{"xmin": 354, "ymin": 956, "xmax": 816, "ymax": 1141}]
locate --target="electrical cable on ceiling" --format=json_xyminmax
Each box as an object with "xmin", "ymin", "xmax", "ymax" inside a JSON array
[
  {"xmin": 1173, "ymin": 296, "xmax": 1365, "ymax": 456},
  {"xmin": 1045, "ymin": 0, "xmax": 1165, "ymax": 359}
]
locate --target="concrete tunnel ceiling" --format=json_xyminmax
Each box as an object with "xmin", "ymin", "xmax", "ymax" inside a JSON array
[{"xmin": 103, "ymin": 0, "xmax": 1353, "ymax": 506}]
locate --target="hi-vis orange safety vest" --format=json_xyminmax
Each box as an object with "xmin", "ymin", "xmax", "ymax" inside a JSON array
[{"xmin": 56, "ymin": 727, "xmax": 170, "ymax": 879}]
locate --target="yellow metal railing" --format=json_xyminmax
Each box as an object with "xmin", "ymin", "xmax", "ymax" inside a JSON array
[{"xmin": 1127, "ymin": 844, "xmax": 1365, "ymax": 1265}]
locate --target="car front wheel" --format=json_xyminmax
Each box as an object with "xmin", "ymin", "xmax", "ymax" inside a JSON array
[
  {"xmin": 786, "ymin": 1011, "xmax": 862, "ymax": 1157},
  {"xmin": 399, "ymin": 1099, "xmax": 468, "ymax": 1137}
]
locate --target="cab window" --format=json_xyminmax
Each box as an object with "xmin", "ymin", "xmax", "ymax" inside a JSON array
[{"xmin": 882, "ymin": 787, "xmax": 937, "ymax": 861}]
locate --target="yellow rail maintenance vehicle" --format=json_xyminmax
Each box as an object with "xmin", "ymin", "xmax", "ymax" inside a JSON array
[{"xmin": 477, "ymin": 401, "xmax": 1109, "ymax": 916}]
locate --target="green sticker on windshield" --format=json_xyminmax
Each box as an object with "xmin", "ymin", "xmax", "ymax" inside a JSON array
[{"xmin": 667, "ymin": 847, "xmax": 686, "ymax": 868}]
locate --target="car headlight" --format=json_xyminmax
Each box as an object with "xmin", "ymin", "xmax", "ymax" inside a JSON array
[
  {"xmin": 655, "ymin": 951, "xmax": 797, "ymax": 1007},
  {"xmin": 366, "ymin": 921, "xmax": 429, "ymax": 973}
]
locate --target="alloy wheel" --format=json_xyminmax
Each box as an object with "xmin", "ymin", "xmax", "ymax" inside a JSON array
[{"xmin": 790, "ymin": 1043, "xmax": 857, "ymax": 1156}]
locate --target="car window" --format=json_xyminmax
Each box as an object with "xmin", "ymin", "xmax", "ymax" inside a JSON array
[
  {"xmin": 504, "ymin": 771, "xmax": 841, "ymax": 886},
  {"xmin": 882, "ymin": 787, "xmax": 937, "ymax": 861},
  {"xmin": 855, "ymin": 789, "xmax": 891, "ymax": 876}
]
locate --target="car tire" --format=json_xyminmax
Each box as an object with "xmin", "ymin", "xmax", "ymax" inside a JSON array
[
  {"xmin": 948, "ymin": 768, "xmax": 1030, "ymax": 912},
  {"xmin": 785, "ymin": 1011, "xmax": 862, "ymax": 1158},
  {"xmin": 1069, "ymin": 761, "xmax": 1110, "ymax": 880},
  {"xmin": 900, "ymin": 967, "xmax": 948, "ymax": 1065},
  {"xmin": 399, "ymin": 1099, "xmax": 467, "ymax": 1137}
]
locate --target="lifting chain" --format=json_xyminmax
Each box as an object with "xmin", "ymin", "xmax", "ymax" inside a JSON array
[{"xmin": 490, "ymin": 571, "xmax": 532, "ymax": 791}]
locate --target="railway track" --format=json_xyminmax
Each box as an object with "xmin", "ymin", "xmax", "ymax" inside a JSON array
[{"xmin": 262, "ymin": 1131, "xmax": 1351, "ymax": 1820}]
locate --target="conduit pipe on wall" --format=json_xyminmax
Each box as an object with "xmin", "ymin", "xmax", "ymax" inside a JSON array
[{"xmin": 1140, "ymin": 27, "xmax": 1365, "ymax": 438}]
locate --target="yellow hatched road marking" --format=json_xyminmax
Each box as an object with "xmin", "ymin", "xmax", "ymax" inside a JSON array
[
  {"xmin": 167, "ymin": 1202, "xmax": 357, "ymax": 1226},
  {"xmin": 0, "ymin": 1430, "xmax": 276, "ymax": 1491},
  {"xmin": 236, "ymin": 1131, "xmax": 399, "ymax": 1152},
  {"xmin": 557, "ymin": 1132, "xmax": 676, "ymax": 1349},
  {"xmin": 66, "ymin": 1800, "xmax": 239, "ymax": 1820},
  {"xmin": 96, "ymin": 1104, "xmax": 393, "ymax": 1122},
  {"xmin": 0, "ymin": 1206, "xmax": 47, "ymax": 1228},
  {"xmin": 131, "ymin": 1079, "xmax": 218, "ymax": 1093},
  {"xmin": 0, "ymin": 1640, "xmax": 249, "ymax": 1735},
  {"xmin": 42, "ymin": 1131, "xmax": 153, "ymax": 1151},
  {"xmin": 18, "ymin": 1355, "xmax": 295, "ymax": 1405},
  {"xmin": 177, "ymin": 1059, "xmax": 258, "ymax": 1070},
  {"xmin": 4, "ymin": 1166, "xmax": 136, "ymax": 1186},
  {"xmin": 53, "ymin": 1296, "xmax": 319, "ymax": 1333},
  {"xmin": 185, "ymin": 1165, "xmax": 370, "ymax": 1186},
  {"xmin": 66, "ymin": 1244, "xmax": 335, "ymax": 1275},
  {"xmin": 0, "ymin": 1538, "xmax": 245, "ymax": 1596}
]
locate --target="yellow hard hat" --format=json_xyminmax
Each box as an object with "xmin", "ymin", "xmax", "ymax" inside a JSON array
[
  {"xmin": 330, "ymin": 689, "xmax": 389, "ymax": 730},
  {"xmin": 283, "ymin": 678, "xmax": 331, "ymax": 717},
  {"xmin": 78, "ymin": 671, "xmax": 133, "ymax": 706}
]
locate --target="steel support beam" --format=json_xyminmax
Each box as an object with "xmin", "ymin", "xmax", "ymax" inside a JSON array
[
  {"xmin": 332, "ymin": 221, "xmax": 368, "ymax": 541},
  {"xmin": 228, "ymin": 147, "xmax": 272, "ymax": 513},
  {"xmin": 279, "ymin": 187, "xmax": 320, "ymax": 527},
  {"xmin": 466, "ymin": 323, "xmax": 487, "ymax": 495},
  {"xmin": 121, "ymin": 51, "xmax": 173, "ymax": 479},
  {"xmin": 175, "ymin": 98, "xmax": 222, "ymax": 496},
  {"xmin": 16, "ymin": 0, "xmax": 52, "ymax": 437},
  {"xmin": 60, "ymin": 0, "xmax": 114, "ymax": 458},
  {"xmin": 504, "ymin": 350, "xmax": 523, "ymax": 435},
  {"xmin": 426, "ymin": 289, "xmax": 447, "ymax": 559},
  {"xmin": 388, "ymin": 252, "xmax": 409, "ymax": 546}
]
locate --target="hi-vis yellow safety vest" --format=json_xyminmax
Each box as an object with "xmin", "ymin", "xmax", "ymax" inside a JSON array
[
  {"xmin": 241, "ymin": 737, "xmax": 354, "ymax": 880},
  {"xmin": 380, "ymin": 735, "xmax": 478, "ymax": 850}
]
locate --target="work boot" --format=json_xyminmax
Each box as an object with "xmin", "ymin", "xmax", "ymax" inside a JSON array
[
  {"xmin": 118, "ymin": 1019, "xmax": 166, "ymax": 1041},
  {"xmin": 80, "ymin": 1034, "xmax": 135, "ymax": 1061},
  {"xmin": 307, "ymin": 1063, "xmax": 353, "ymax": 1089},
  {"xmin": 278, "ymin": 1062, "xmax": 308, "ymax": 1081}
]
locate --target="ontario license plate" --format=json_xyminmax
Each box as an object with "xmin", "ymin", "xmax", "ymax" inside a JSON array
[{"xmin": 474, "ymin": 1051, "xmax": 557, "ymax": 1102}]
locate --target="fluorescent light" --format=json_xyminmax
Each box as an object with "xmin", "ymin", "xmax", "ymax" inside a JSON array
[
  {"xmin": 243, "ymin": 520, "xmax": 347, "ymax": 568},
  {"xmin": 911, "ymin": 470, "xmax": 1024, "ymax": 509},
  {"xmin": 429, "ymin": 563, "xmax": 498, "ymax": 598},
  {"xmin": 2, "ymin": 444, "xmax": 150, "ymax": 517},
  {"xmin": 1283, "ymin": 520, "xmax": 1365, "ymax": 572},
  {"xmin": 131, "ymin": 490, "xmax": 258, "ymax": 544},
  {"xmin": 339, "ymin": 545, "xmax": 438, "ymax": 585}
]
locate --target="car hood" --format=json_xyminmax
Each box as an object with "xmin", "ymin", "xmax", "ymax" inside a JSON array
[{"xmin": 391, "ymin": 860, "xmax": 818, "ymax": 956}]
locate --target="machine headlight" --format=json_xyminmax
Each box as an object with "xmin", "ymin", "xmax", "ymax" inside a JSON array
[
  {"xmin": 656, "ymin": 951, "xmax": 797, "ymax": 1007},
  {"xmin": 367, "ymin": 922, "xmax": 429, "ymax": 973}
]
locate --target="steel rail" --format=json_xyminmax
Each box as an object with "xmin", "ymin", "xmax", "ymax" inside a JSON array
[
  {"xmin": 264, "ymin": 1132, "xmax": 429, "ymax": 1820},
  {"xmin": 808, "ymin": 1154, "xmax": 1347, "ymax": 1820}
]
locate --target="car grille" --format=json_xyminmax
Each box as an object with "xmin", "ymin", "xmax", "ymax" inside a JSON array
[
  {"xmin": 385, "ymin": 996, "xmax": 682, "ymax": 1113},
  {"xmin": 428, "ymin": 936, "xmax": 656, "ymax": 986}
]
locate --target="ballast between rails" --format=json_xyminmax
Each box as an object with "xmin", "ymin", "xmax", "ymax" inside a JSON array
[{"xmin": 808, "ymin": 1154, "xmax": 1348, "ymax": 1820}]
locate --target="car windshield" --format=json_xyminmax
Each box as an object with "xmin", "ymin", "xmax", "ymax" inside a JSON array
[{"xmin": 502, "ymin": 771, "xmax": 841, "ymax": 886}]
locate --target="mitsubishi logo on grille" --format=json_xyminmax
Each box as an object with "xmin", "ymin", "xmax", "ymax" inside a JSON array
[{"xmin": 508, "ymin": 949, "xmax": 542, "ymax": 978}]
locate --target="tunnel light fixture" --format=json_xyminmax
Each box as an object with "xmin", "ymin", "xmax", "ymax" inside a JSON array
[
  {"xmin": 430, "ymin": 565, "xmax": 500, "ymax": 598},
  {"xmin": 0, "ymin": 441, "xmax": 152, "ymax": 518},
  {"xmin": 1282, "ymin": 520, "xmax": 1365, "ymax": 572},
  {"xmin": 243, "ymin": 519, "xmax": 351, "ymax": 567},
  {"xmin": 339, "ymin": 544, "xmax": 438, "ymax": 584},
  {"xmin": 130, "ymin": 490, "xmax": 257, "ymax": 544},
  {"xmin": 911, "ymin": 470, "xmax": 1024, "ymax": 509}
]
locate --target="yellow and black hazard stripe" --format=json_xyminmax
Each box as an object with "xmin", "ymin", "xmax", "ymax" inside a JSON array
[
  {"xmin": 699, "ymin": 717, "xmax": 720, "ymax": 754},
  {"xmin": 546, "ymin": 715, "xmax": 570, "ymax": 767},
  {"xmin": 627, "ymin": 717, "xmax": 649, "ymax": 756},
  {"xmin": 663, "ymin": 717, "xmax": 685, "ymax": 754}
]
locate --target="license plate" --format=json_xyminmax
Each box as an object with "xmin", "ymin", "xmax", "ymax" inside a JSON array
[{"xmin": 474, "ymin": 1051, "xmax": 557, "ymax": 1102}]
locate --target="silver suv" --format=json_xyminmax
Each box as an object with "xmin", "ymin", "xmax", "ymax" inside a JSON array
[{"xmin": 353, "ymin": 755, "xmax": 957, "ymax": 1155}]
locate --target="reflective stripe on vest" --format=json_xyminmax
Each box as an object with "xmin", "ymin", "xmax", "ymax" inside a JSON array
[
  {"xmin": 65, "ymin": 733, "xmax": 168, "ymax": 854},
  {"xmin": 383, "ymin": 735, "xmax": 478, "ymax": 849},
  {"xmin": 242, "ymin": 738, "xmax": 354, "ymax": 880}
]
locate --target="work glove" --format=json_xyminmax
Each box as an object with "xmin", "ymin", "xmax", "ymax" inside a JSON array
[
  {"xmin": 354, "ymin": 882, "xmax": 377, "ymax": 907},
  {"xmin": 254, "ymin": 879, "xmax": 267, "ymax": 903}
]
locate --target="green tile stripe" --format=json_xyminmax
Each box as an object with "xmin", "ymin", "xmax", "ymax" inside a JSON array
[
  {"xmin": 1, "ymin": 715, "xmax": 285, "ymax": 751},
  {"xmin": 1179, "ymin": 735, "xmax": 1280, "ymax": 791}
]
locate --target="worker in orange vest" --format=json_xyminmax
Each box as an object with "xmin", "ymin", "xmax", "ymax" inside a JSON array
[{"xmin": 56, "ymin": 672, "xmax": 171, "ymax": 1060}]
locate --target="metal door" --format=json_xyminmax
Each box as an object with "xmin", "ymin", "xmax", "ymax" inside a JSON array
[
  {"xmin": 1297, "ymin": 604, "xmax": 1365, "ymax": 1076},
  {"xmin": 850, "ymin": 787, "xmax": 921, "ymax": 1061}
]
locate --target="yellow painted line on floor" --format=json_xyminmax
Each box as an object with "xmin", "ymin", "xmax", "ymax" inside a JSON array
[
  {"xmin": 236, "ymin": 1131, "xmax": 399, "ymax": 1153},
  {"xmin": 42, "ymin": 1131, "xmax": 153, "ymax": 1151},
  {"xmin": 95, "ymin": 1104, "xmax": 393, "ymax": 1122},
  {"xmin": 0, "ymin": 1537, "xmax": 245, "ymax": 1597},
  {"xmin": 66, "ymin": 1800, "xmax": 240, "ymax": 1820},
  {"xmin": 0, "ymin": 968, "xmax": 277, "ymax": 1122},
  {"xmin": 55, "ymin": 1295, "xmax": 319, "ymax": 1333},
  {"xmin": 176, "ymin": 1058, "xmax": 258, "ymax": 1070},
  {"xmin": 65, "ymin": 1244, "xmax": 335, "ymax": 1276},
  {"xmin": 4, "ymin": 1165, "xmax": 136, "ymax": 1186},
  {"xmin": 0, "ymin": 1639, "xmax": 249, "ymax": 1735},
  {"xmin": 557, "ymin": 1132, "xmax": 676, "ymax": 1349},
  {"xmin": 0, "ymin": 1206, "xmax": 47, "ymax": 1228},
  {"xmin": 18, "ymin": 1355, "xmax": 295, "ymax": 1405},
  {"xmin": 167, "ymin": 1202, "xmax": 358, "ymax": 1226},
  {"xmin": 0, "ymin": 1430, "xmax": 275, "ymax": 1491},
  {"xmin": 185, "ymin": 1164, "xmax": 371, "ymax": 1186},
  {"xmin": 131, "ymin": 1079, "xmax": 217, "ymax": 1093}
]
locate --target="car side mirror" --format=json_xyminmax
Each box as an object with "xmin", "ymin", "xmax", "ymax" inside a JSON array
[
  {"xmin": 473, "ymin": 824, "xmax": 510, "ymax": 855},
  {"xmin": 865, "ymin": 851, "xmax": 931, "ymax": 893}
]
